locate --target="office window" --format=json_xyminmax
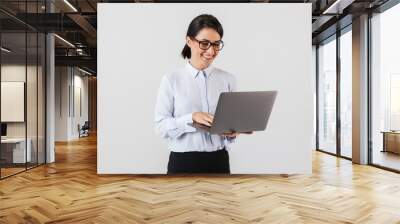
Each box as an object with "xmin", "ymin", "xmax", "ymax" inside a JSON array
[
  {"xmin": 318, "ymin": 37, "xmax": 337, "ymax": 154},
  {"xmin": 313, "ymin": 46, "xmax": 317, "ymax": 149},
  {"xmin": 340, "ymin": 28, "xmax": 352, "ymax": 158},
  {"xmin": 371, "ymin": 3, "xmax": 400, "ymax": 171}
]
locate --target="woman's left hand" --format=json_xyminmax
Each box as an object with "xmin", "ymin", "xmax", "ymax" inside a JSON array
[
  {"xmin": 221, "ymin": 132, "xmax": 240, "ymax": 138},
  {"xmin": 221, "ymin": 131, "xmax": 253, "ymax": 138}
]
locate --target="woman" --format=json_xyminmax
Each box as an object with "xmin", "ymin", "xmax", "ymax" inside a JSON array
[{"xmin": 154, "ymin": 14, "xmax": 247, "ymax": 174}]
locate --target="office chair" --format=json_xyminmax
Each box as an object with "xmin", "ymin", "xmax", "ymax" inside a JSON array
[{"xmin": 79, "ymin": 121, "xmax": 90, "ymax": 138}]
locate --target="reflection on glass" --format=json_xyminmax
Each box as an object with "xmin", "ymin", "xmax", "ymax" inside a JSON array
[
  {"xmin": 390, "ymin": 75, "xmax": 400, "ymax": 130},
  {"xmin": 318, "ymin": 37, "xmax": 337, "ymax": 154},
  {"xmin": 340, "ymin": 30, "xmax": 352, "ymax": 158},
  {"xmin": 38, "ymin": 32, "xmax": 46, "ymax": 165},
  {"xmin": 27, "ymin": 0, "xmax": 40, "ymax": 170},
  {"xmin": 27, "ymin": 32, "xmax": 38, "ymax": 169},
  {"xmin": 371, "ymin": 3, "xmax": 400, "ymax": 171}
]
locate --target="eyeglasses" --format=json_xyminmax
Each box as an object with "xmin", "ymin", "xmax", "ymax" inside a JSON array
[{"xmin": 191, "ymin": 38, "xmax": 224, "ymax": 51}]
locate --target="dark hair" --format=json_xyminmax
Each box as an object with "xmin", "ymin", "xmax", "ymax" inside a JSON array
[{"xmin": 181, "ymin": 14, "xmax": 224, "ymax": 59}]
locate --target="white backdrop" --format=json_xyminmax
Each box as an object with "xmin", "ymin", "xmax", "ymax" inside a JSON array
[{"xmin": 98, "ymin": 3, "xmax": 313, "ymax": 174}]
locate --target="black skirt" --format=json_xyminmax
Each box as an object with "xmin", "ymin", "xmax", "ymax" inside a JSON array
[{"xmin": 167, "ymin": 148, "xmax": 230, "ymax": 174}]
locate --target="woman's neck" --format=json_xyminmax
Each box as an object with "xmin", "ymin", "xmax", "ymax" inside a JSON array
[{"xmin": 189, "ymin": 59, "xmax": 209, "ymax": 71}]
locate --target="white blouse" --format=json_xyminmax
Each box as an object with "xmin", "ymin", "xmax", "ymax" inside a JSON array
[{"xmin": 154, "ymin": 62, "xmax": 237, "ymax": 152}]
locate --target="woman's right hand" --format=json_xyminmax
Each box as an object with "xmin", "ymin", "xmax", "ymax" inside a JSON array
[{"xmin": 192, "ymin": 112, "xmax": 214, "ymax": 126}]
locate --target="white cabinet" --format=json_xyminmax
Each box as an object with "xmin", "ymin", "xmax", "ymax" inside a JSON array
[{"xmin": 1, "ymin": 138, "xmax": 32, "ymax": 163}]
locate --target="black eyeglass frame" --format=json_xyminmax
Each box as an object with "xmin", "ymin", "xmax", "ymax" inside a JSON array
[{"xmin": 190, "ymin": 37, "xmax": 224, "ymax": 51}]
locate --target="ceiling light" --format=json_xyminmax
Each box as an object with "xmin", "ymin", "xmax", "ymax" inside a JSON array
[
  {"xmin": 54, "ymin": 34, "xmax": 75, "ymax": 48},
  {"xmin": 323, "ymin": 0, "xmax": 341, "ymax": 14},
  {"xmin": 1, "ymin": 47, "xmax": 11, "ymax": 53},
  {"xmin": 78, "ymin": 67, "xmax": 93, "ymax": 76},
  {"xmin": 322, "ymin": 0, "xmax": 355, "ymax": 15},
  {"xmin": 63, "ymin": 0, "xmax": 78, "ymax": 12}
]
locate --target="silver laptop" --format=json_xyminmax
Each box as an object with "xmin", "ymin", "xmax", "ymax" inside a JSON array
[{"xmin": 191, "ymin": 91, "xmax": 277, "ymax": 134}]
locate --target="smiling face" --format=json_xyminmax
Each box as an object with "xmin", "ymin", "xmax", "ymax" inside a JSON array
[{"xmin": 186, "ymin": 27, "xmax": 221, "ymax": 70}]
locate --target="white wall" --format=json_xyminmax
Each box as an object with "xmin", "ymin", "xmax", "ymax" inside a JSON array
[
  {"xmin": 55, "ymin": 67, "xmax": 69, "ymax": 141},
  {"xmin": 98, "ymin": 3, "xmax": 313, "ymax": 174},
  {"xmin": 72, "ymin": 72, "xmax": 89, "ymax": 138},
  {"xmin": 1, "ymin": 82, "xmax": 24, "ymax": 122},
  {"xmin": 55, "ymin": 67, "xmax": 89, "ymax": 141}
]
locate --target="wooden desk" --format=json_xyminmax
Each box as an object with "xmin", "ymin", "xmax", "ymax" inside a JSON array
[{"xmin": 382, "ymin": 131, "xmax": 400, "ymax": 154}]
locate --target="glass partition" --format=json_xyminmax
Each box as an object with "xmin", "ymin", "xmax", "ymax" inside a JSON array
[
  {"xmin": 317, "ymin": 36, "xmax": 337, "ymax": 154},
  {"xmin": 27, "ymin": 31, "xmax": 38, "ymax": 169},
  {"xmin": 371, "ymin": 3, "xmax": 400, "ymax": 171},
  {"xmin": 339, "ymin": 28, "xmax": 352, "ymax": 158},
  {"xmin": 0, "ymin": 1, "xmax": 46, "ymax": 179},
  {"xmin": 1, "ymin": 31, "xmax": 28, "ymax": 177},
  {"xmin": 38, "ymin": 32, "xmax": 45, "ymax": 165}
]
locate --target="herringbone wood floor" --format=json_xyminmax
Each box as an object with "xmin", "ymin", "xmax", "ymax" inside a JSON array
[{"xmin": 1, "ymin": 134, "xmax": 400, "ymax": 224}]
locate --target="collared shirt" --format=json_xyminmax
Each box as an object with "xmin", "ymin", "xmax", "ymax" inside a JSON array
[{"xmin": 154, "ymin": 61, "xmax": 237, "ymax": 152}]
